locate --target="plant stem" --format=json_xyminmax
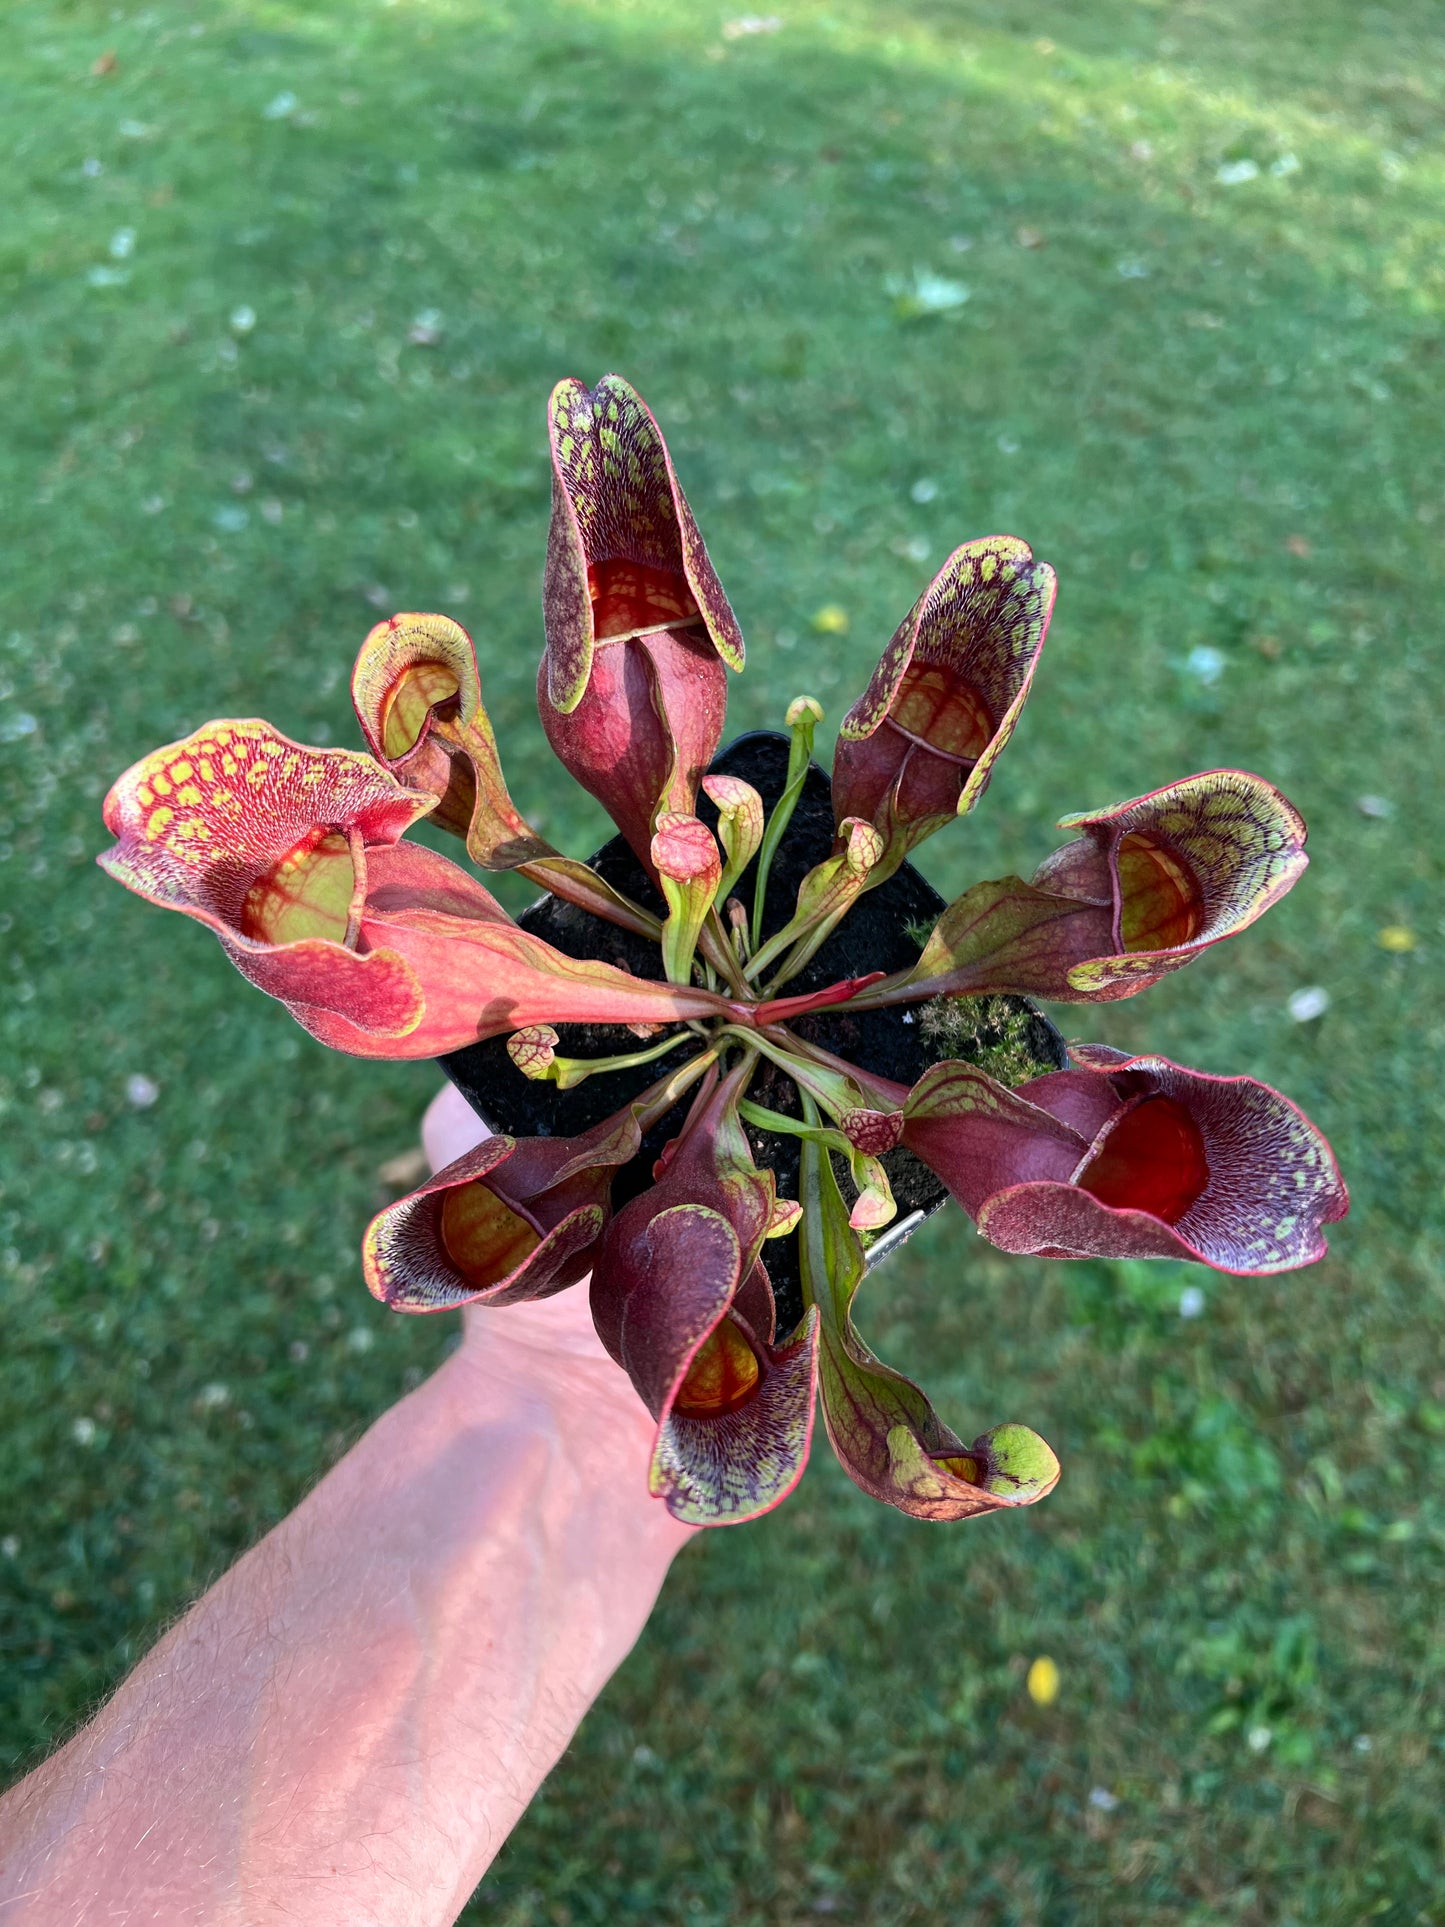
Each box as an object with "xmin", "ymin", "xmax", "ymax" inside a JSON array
[
  {"xmin": 717, "ymin": 1025, "xmax": 863, "ymax": 1122},
  {"xmin": 758, "ymin": 1024, "xmax": 909, "ymax": 1110},
  {"xmin": 518, "ymin": 856, "xmax": 662, "ymax": 943},
  {"xmin": 750, "ymin": 696, "xmax": 822, "ymax": 954},
  {"xmin": 632, "ymin": 1046, "xmax": 721, "ymax": 1134},
  {"xmin": 696, "ymin": 908, "xmax": 749, "ymax": 995},
  {"xmin": 737, "ymin": 1098, "xmax": 837, "ymax": 1143},
  {"xmin": 547, "ymin": 1030, "xmax": 691, "ymax": 1091}
]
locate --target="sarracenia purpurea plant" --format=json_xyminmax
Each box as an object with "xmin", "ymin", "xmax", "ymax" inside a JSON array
[{"xmin": 100, "ymin": 375, "xmax": 1346, "ymax": 1528}]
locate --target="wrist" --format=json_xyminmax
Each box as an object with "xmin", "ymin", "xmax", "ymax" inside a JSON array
[{"xmin": 428, "ymin": 1296, "xmax": 696, "ymax": 1562}]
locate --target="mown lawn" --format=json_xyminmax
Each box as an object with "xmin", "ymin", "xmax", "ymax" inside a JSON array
[{"xmin": 2, "ymin": 2, "xmax": 1442, "ymax": 1921}]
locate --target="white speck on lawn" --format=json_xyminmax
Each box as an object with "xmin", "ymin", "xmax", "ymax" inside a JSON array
[
  {"xmin": 722, "ymin": 15, "xmax": 783, "ymax": 38},
  {"xmin": 125, "ymin": 1073, "xmax": 160, "ymax": 1109},
  {"xmin": 1184, "ymin": 645, "xmax": 1225, "ymax": 685},
  {"xmin": 1287, "ymin": 986, "xmax": 1330, "ymax": 1023}
]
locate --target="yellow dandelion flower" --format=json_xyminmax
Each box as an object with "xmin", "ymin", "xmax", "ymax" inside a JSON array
[{"xmin": 1026, "ymin": 1655, "xmax": 1060, "ymax": 1705}]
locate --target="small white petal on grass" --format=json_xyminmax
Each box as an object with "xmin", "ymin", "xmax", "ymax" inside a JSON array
[
  {"xmin": 0, "ymin": 712, "xmax": 38, "ymax": 743},
  {"xmin": 1247, "ymin": 1725, "xmax": 1272, "ymax": 1753},
  {"xmin": 1178, "ymin": 1285, "xmax": 1206, "ymax": 1320},
  {"xmin": 1287, "ymin": 986, "xmax": 1330, "ymax": 1023},
  {"xmin": 1217, "ymin": 159, "xmax": 1260, "ymax": 185},
  {"xmin": 72, "ymin": 1417, "xmax": 97, "ymax": 1445},
  {"xmin": 948, "ymin": 234, "xmax": 974, "ymax": 252},
  {"xmin": 1353, "ymin": 1734, "xmax": 1372, "ymax": 1753},
  {"xmin": 1116, "ymin": 258, "xmax": 1149, "ymax": 280},
  {"xmin": 260, "ymin": 498, "xmax": 284, "ymax": 526},
  {"xmin": 1130, "ymin": 139, "xmax": 1154, "ymax": 160},
  {"xmin": 1357, "ymin": 794, "xmax": 1392, "ymax": 818},
  {"xmin": 886, "ymin": 269, "xmax": 969, "ymax": 318},
  {"xmin": 82, "ymin": 157, "xmax": 104, "ymax": 178},
  {"xmin": 117, "ymin": 119, "xmax": 153, "ymax": 139},
  {"xmin": 263, "ymin": 91, "xmax": 298, "ymax": 120},
  {"xmin": 1270, "ymin": 152, "xmax": 1301, "ymax": 178},
  {"xmin": 109, "ymin": 227, "xmax": 136, "ymax": 259},
  {"xmin": 288, "ymin": 1340, "xmax": 310, "ymax": 1363},
  {"xmin": 721, "ymin": 15, "xmax": 782, "ymax": 38},
  {"xmin": 347, "ymin": 1328, "xmax": 375, "ymax": 1354},
  {"xmin": 87, "ymin": 265, "xmax": 129, "ymax": 288},
  {"xmin": 408, "ymin": 308, "xmax": 443, "ymax": 346},
  {"xmin": 196, "ymin": 1382, "xmax": 230, "ymax": 1410},
  {"xmin": 141, "ymin": 494, "xmax": 166, "ymax": 515},
  {"xmin": 1184, "ymin": 644, "xmax": 1225, "ymax": 685},
  {"xmin": 230, "ymin": 304, "xmax": 257, "ymax": 334},
  {"xmin": 0, "ymin": 1536, "xmax": 18, "ymax": 1559},
  {"xmin": 213, "ymin": 504, "xmax": 249, "ymax": 532},
  {"xmin": 125, "ymin": 1073, "xmax": 159, "ymax": 1108},
  {"xmin": 363, "ymin": 583, "xmax": 392, "ymax": 610},
  {"xmin": 1088, "ymin": 1787, "xmax": 1119, "ymax": 1812},
  {"xmin": 997, "ymin": 433, "xmax": 1020, "ymax": 455},
  {"xmin": 910, "ymin": 477, "xmax": 939, "ymax": 504},
  {"xmin": 1380, "ymin": 152, "xmax": 1406, "ymax": 183},
  {"xmin": 903, "ymin": 534, "xmax": 930, "ymax": 561}
]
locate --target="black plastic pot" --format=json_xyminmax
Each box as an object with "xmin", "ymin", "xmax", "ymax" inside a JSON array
[{"xmin": 439, "ymin": 732, "xmax": 1067, "ymax": 1333}]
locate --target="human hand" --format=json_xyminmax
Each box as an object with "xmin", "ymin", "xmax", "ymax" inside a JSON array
[{"xmin": 421, "ymin": 1081, "xmax": 696, "ymax": 1553}]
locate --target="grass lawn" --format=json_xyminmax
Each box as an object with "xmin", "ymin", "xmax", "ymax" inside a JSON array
[{"xmin": 3, "ymin": 1, "xmax": 1442, "ymax": 1919}]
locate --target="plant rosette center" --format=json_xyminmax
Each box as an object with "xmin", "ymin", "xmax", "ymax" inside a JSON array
[{"xmin": 98, "ymin": 372, "xmax": 1347, "ymax": 1530}]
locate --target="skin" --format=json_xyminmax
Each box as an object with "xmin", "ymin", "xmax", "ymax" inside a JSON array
[{"xmin": 0, "ymin": 1084, "xmax": 694, "ymax": 1927}]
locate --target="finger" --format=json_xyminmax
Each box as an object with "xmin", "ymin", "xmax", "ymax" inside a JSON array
[{"xmin": 423, "ymin": 1081, "xmax": 492, "ymax": 1175}]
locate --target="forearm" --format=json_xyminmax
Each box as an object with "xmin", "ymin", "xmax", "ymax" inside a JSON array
[{"xmin": 0, "ymin": 1330, "xmax": 690, "ymax": 1925}]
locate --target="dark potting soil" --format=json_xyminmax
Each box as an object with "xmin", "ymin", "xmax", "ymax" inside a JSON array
[{"xmin": 439, "ymin": 732, "xmax": 1066, "ymax": 1334}]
